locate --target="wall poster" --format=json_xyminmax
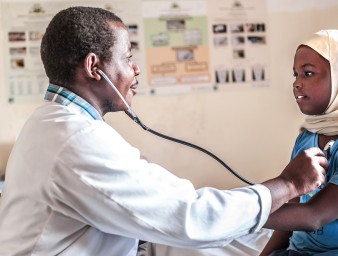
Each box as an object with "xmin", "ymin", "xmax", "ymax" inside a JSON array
[
  {"xmin": 209, "ymin": 0, "xmax": 269, "ymax": 89},
  {"xmin": 143, "ymin": 0, "xmax": 212, "ymax": 95},
  {"xmin": 1, "ymin": 0, "xmax": 269, "ymax": 104},
  {"xmin": 0, "ymin": 0, "xmax": 144, "ymax": 104}
]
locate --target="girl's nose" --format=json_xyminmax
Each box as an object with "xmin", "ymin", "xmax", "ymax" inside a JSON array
[{"xmin": 293, "ymin": 80, "xmax": 302, "ymax": 89}]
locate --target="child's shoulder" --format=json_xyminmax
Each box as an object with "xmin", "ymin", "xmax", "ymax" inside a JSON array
[
  {"xmin": 292, "ymin": 130, "xmax": 317, "ymax": 156},
  {"xmin": 296, "ymin": 129, "xmax": 316, "ymax": 142}
]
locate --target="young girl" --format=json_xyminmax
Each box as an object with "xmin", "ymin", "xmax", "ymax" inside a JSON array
[{"xmin": 260, "ymin": 30, "xmax": 338, "ymax": 256}]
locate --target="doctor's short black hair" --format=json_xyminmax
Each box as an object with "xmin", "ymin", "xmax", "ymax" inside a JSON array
[{"xmin": 40, "ymin": 6, "xmax": 124, "ymax": 87}]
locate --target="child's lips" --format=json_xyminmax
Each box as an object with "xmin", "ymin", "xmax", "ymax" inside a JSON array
[{"xmin": 295, "ymin": 94, "xmax": 307, "ymax": 103}]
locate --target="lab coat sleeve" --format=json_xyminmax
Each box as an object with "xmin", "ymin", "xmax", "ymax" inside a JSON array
[{"xmin": 50, "ymin": 121, "xmax": 272, "ymax": 249}]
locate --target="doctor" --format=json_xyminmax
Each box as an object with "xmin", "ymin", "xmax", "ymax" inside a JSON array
[{"xmin": 0, "ymin": 6, "xmax": 327, "ymax": 256}]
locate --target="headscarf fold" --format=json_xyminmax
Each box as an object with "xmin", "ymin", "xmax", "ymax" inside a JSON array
[{"xmin": 300, "ymin": 30, "xmax": 338, "ymax": 135}]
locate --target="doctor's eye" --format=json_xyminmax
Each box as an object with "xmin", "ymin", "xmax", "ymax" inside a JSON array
[{"xmin": 126, "ymin": 55, "xmax": 133, "ymax": 63}]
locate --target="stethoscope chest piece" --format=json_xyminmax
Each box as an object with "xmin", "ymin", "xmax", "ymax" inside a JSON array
[{"xmin": 324, "ymin": 140, "xmax": 335, "ymax": 159}]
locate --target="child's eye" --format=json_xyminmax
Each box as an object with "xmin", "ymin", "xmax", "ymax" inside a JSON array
[{"xmin": 304, "ymin": 71, "xmax": 314, "ymax": 77}]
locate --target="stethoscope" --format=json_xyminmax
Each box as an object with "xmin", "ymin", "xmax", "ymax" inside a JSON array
[
  {"xmin": 95, "ymin": 68, "xmax": 254, "ymax": 186},
  {"xmin": 324, "ymin": 140, "xmax": 335, "ymax": 158}
]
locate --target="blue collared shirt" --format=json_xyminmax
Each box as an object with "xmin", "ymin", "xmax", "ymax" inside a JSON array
[{"xmin": 44, "ymin": 84, "xmax": 103, "ymax": 121}]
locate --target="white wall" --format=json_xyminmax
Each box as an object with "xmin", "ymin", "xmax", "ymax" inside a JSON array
[{"xmin": 0, "ymin": 0, "xmax": 338, "ymax": 188}]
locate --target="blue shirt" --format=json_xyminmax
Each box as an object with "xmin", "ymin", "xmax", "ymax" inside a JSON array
[{"xmin": 288, "ymin": 130, "xmax": 338, "ymax": 255}]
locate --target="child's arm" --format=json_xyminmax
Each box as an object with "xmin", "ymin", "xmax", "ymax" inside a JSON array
[
  {"xmin": 259, "ymin": 230, "xmax": 292, "ymax": 256},
  {"xmin": 264, "ymin": 183, "xmax": 338, "ymax": 231},
  {"xmin": 259, "ymin": 197, "xmax": 299, "ymax": 256}
]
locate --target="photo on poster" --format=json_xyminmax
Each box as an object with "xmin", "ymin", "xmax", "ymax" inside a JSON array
[
  {"xmin": 213, "ymin": 36, "xmax": 228, "ymax": 46},
  {"xmin": 215, "ymin": 68, "xmax": 229, "ymax": 84},
  {"xmin": 232, "ymin": 68, "xmax": 246, "ymax": 83},
  {"xmin": 252, "ymin": 65, "xmax": 265, "ymax": 81},
  {"xmin": 213, "ymin": 24, "xmax": 227, "ymax": 33},
  {"xmin": 8, "ymin": 32, "xmax": 26, "ymax": 42}
]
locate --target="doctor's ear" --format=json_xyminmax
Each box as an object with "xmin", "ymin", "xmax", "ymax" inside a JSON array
[
  {"xmin": 84, "ymin": 53, "xmax": 101, "ymax": 80},
  {"xmin": 89, "ymin": 68, "xmax": 101, "ymax": 81},
  {"xmin": 91, "ymin": 67, "xmax": 102, "ymax": 80}
]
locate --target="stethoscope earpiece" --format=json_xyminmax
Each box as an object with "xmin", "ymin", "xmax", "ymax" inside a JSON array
[{"xmin": 92, "ymin": 67, "xmax": 99, "ymax": 74}]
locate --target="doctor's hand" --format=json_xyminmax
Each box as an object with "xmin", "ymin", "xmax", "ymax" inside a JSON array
[
  {"xmin": 262, "ymin": 147, "xmax": 327, "ymax": 214},
  {"xmin": 281, "ymin": 147, "xmax": 327, "ymax": 196}
]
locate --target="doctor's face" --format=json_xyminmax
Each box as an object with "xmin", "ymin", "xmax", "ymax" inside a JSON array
[{"xmin": 102, "ymin": 22, "xmax": 140, "ymax": 112}]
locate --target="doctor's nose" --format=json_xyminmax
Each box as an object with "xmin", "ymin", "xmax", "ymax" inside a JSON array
[{"xmin": 134, "ymin": 63, "xmax": 140, "ymax": 76}]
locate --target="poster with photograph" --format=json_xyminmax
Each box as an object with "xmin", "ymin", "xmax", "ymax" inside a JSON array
[
  {"xmin": 142, "ymin": 0, "xmax": 212, "ymax": 95},
  {"xmin": 1, "ymin": 1, "xmax": 58, "ymax": 104},
  {"xmin": 1, "ymin": 0, "xmax": 145, "ymax": 104},
  {"xmin": 208, "ymin": 0, "xmax": 269, "ymax": 89}
]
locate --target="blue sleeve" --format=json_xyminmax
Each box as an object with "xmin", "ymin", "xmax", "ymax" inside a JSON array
[
  {"xmin": 328, "ymin": 146, "xmax": 338, "ymax": 185},
  {"xmin": 291, "ymin": 130, "xmax": 315, "ymax": 160}
]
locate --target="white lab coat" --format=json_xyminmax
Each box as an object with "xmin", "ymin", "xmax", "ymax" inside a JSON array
[{"xmin": 0, "ymin": 101, "xmax": 271, "ymax": 255}]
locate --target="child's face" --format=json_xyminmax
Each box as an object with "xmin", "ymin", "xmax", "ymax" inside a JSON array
[{"xmin": 293, "ymin": 45, "xmax": 331, "ymax": 115}]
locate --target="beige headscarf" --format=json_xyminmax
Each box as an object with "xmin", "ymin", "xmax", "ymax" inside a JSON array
[{"xmin": 300, "ymin": 30, "xmax": 338, "ymax": 136}]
